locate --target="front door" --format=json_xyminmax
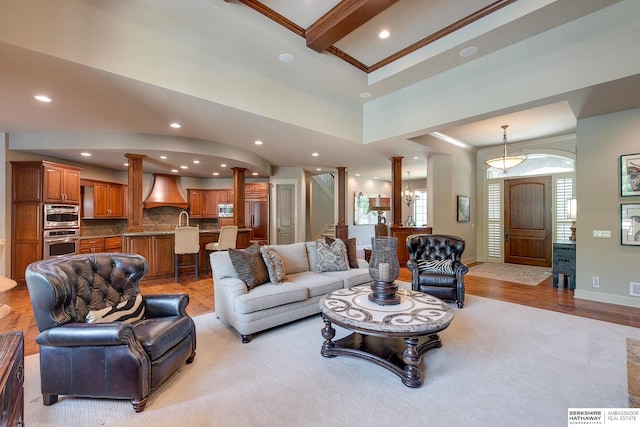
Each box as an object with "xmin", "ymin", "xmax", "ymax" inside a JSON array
[{"xmin": 504, "ymin": 176, "xmax": 552, "ymax": 267}]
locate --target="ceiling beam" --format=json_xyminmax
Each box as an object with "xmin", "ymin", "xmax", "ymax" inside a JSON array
[{"xmin": 305, "ymin": 0, "xmax": 398, "ymax": 53}]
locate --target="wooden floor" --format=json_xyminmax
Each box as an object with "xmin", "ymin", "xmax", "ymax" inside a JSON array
[{"xmin": 2, "ymin": 265, "xmax": 640, "ymax": 357}]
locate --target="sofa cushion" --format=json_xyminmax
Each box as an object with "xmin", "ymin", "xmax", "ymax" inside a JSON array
[
  {"xmin": 260, "ymin": 246, "xmax": 286, "ymax": 284},
  {"xmin": 286, "ymin": 271, "xmax": 343, "ymax": 297},
  {"xmin": 133, "ymin": 315, "xmax": 194, "ymax": 361},
  {"xmin": 417, "ymin": 259, "xmax": 454, "ymax": 274},
  {"xmin": 315, "ymin": 239, "xmax": 348, "ymax": 273},
  {"xmin": 266, "ymin": 242, "xmax": 309, "ymax": 274},
  {"xmin": 210, "ymin": 251, "xmax": 238, "ymax": 280},
  {"xmin": 306, "ymin": 242, "xmax": 318, "ymax": 272},
  {"xmin": 86, "ymin": 294, "xmax": 145, "ymax": 324},
  {"xmin": 320, "ymin": 268, "xmax": 372, "ymax": 289},
  {"xmin": 325, "ymin": 237, "xmax": 359, "ymax": 269},
  {"xmin": 235, "ymin": 282, "xmax": 309, "ymax": 314},
  {"xmin": 229, "ymin": 243, "xmax": 269, "ymax": 290}
]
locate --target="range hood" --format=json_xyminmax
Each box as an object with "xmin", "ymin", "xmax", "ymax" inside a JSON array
[{"xmin": 143, "ymin": 173, "xmax": 188, "ymax": 209}]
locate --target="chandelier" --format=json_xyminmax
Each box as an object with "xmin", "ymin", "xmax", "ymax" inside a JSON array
[
  {"xmin": 484, "ymin": 125, "xmax": 527, "ymax": 173},
  {"xmin": 402, "ymin": 171, "xmax": 418, "ymax": 207}
]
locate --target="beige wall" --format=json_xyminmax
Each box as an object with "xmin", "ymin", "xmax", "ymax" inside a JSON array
[{"xmin": 575, "ymin": 108, "xmax": 640, "ymax": 307}]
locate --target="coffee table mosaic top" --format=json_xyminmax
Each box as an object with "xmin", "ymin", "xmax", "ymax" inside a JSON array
[{"xmin": 320, "ymin": 285, "xmax": 454, "ymax": 335}]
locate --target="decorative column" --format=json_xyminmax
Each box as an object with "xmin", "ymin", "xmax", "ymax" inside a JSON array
[
  {"xmin": 335, "ymin": 166, "xmax": 348, "ymax": 240},
  {"xmin": 232, "ymin": 167, "xmax": 247, "ymax": 228},
  {"xmin": 391, "ymin": 156, "xmax": 403, "ymax": 228},
  {"xmin": 125, "ymin": 153, "xmax": 145, "ymax": 233}
]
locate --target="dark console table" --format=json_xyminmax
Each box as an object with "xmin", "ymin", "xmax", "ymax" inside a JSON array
[
  {"xmin": 0, "ymin": 331, "xmax": 24, "ymax": 427},
  {"xmin": 552, "ymin": 241, "xmax": 576, "ymax": 290}
]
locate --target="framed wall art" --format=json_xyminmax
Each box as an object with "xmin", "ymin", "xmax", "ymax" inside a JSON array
[
  {"xmin": 621, "ymin": 204, "xmax": 640, "ymax": 246},
  {"xmin": 457, "ymin": 195, "xmax": 470, "ymax": 222},
  {"xmin": 620, "ymin": 153, "xmax": 640, "ymax": 196}
]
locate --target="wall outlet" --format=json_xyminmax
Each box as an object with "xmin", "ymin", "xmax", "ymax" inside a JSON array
[
  {"xmin": 593, "ymin": 276, "xmax": 600, "ymax": 287},
  {"xmin": 630, "ymin": 282, "xmax": 640, "ymax": 297}
]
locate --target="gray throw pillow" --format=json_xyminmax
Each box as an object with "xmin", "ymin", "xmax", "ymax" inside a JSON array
[
  {"xmin": 315, "ymin": 238, "xmax": 349, "ymax": 273},
  {"xmin": 260, "ymin": 246, "xmax": 286, "ymax": 284},
  {"xmin": 229, "ymin": 243, "xmax": 269, "ymax": 290}
]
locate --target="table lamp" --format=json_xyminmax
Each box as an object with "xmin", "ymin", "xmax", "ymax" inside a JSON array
[
  {"xmin": 369, "ymin": 195, "xmax": 391, "ymax": 237},
  {"xmin": 567, "ymin": 198, "xmax": 577, "ymax": 241}
]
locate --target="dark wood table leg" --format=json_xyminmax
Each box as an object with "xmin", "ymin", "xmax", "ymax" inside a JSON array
[
  {"xmin": 401, "ymin": 337, "xmax": 422, "ymax": 387},
  {"xmin": 321, "ymin": 315, "xmax": 336, "ymax": 357}
]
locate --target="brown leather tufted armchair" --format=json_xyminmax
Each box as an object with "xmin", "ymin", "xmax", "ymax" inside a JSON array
[
  {"xmin": 406, "ymin": 234, "xmax": 469, "ymax": 308},
  {"xmin": 25, "ymin": 253, "xmax": 197, "ymax": 412}
]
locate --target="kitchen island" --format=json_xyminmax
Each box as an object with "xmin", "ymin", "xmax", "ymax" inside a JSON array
[{"xmin": 122, "ymin": 227, "xmax": 251, "ymax": 278}]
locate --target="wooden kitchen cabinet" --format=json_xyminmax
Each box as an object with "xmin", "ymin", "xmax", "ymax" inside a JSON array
[
  {"xmin": 80, "ymin": 237, "xmax": 104, "ymax": 254},
  {"xmin": 217, "ymin": 190, "xmax": 234, "ymax": 204},
  {"xmin": 123, "ymin": 234, "xmax": 174, "ymax": 278},
  {"xmin": 82, "ymin": 180, "xmax": 127, "ymax": 218},
  {"xmin": 245, "ymin": 199, "xmax": 268, "ymax": 244},
  {"xmin": 104, "ymin": 236, "xmax": 123, "ymax": 252},
  {"xmin": 43, "ymin": 162, "xmax": 81, "ymax": 204},
  {"xmin": 11, "ymin": 161, "xmax": 82, "ymax": 282},
  {"xmin": 187, "ymin": 189, "xmax": 218, "ymax": 218}
]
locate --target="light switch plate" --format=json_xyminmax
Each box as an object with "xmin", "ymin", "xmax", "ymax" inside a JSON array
[{"xmin": 593, "ymin": 230, "xmax": 612, "ymax": 238}]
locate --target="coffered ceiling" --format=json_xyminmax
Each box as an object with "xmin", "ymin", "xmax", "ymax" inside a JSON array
[{"xmin": 1, "ymin": 0, "xmax": 639, "ymax": 180}]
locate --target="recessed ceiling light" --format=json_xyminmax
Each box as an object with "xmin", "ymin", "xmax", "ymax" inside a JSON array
[
  {"xmin": 359, "ymin": 92, "xmax": 372, "ymax": 99},
  {"xmin": 379, "ymin": 30, "xmax": 390, "ymax": 39},
  {"xmin": 160, "ymin": 156, "xmax": 167, "ymax": 160},
  {"xmin": 193, "ymin": 160, "xmax": 200, "ymax": 164},
  {"xmin": 124, "ymin": 163, "xmax": 129, "ymax": 167},
  {"xmin": 252, "ymin": 172, "xmax": 259, "ymax": 176},
  {"xmin": 180, "ymin": 165, "xmax": 188, "ymax": 169},
  {"xmin": 355, "ymin": 173, "xmax": 361, "ymax": 177},
  {"xmin": 316, "ymin": 168, "xmax": 322, "ymax": 171},
  {"xmin": 221, "ymin": 164, "xmax": 227, "ymax": 168},
  {"xmin": 170, "ymin": 123, "xmax": 181, "ymax": 129},
  {"xmin": 459, "ymin": 46, "xmax": 478, "ymax": 57},
  {"xmin": 212, "ymin": 172, "xmax": 219, "ymax": 176},
  {"xmin": 171, "ymin": 169, "xmax": 179, "ymax": 173},
  {"xmin": 80, "ymin": 152, "xmax": 92, "ymax": 157},
  {"xmin": 413, "ymin": 156, "xmax": 419, "ymax": 160},
  {"xmin": 255, "ymin": 140, "xmax": 263, "ymax": 145},
  {"xmin": 34, "ymin": 95, "xmax": 52, "ymax": 103},
  {"xmin": 312, "ymin": 152, "xmax": 319, "ymax": 157},
  {"xmin": 279, "ymin": 53, "xmax": 295, "ymax": 63},
  {"xmin": 374, "ymin": 176, "xmax": 379, "ymax": 180}
]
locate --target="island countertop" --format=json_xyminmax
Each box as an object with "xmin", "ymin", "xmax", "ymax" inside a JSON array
[{"xmin": 121, "ymin": 227, "xmax": 252, "ymax": 237}]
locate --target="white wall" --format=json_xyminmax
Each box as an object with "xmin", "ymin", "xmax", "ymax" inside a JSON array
[{"xmin": 575, "ymin": 108, "xmax": 640, "ymax": 307}]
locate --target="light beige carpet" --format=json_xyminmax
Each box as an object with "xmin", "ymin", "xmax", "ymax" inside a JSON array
[
  {"xmin": 467, "ymin": 262, "xmax": 552, "ymax": 285},
  {"xmin": 23, "ymin": 295, "xmax": 638, "ymax": 427}
]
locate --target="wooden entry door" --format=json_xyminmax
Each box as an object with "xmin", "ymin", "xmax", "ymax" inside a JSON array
[{"xmin": 504, "ymin": 176, "xmax": 552, "ymax": 267}]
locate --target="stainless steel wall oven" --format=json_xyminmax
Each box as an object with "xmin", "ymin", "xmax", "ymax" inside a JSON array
[
  {"xmin": 44, "ymin": 204, "xmax": 80, "ymax": 229},
  {"xmin": 43, "ymin": 228, "xmax": 80, "ymax": 259}
]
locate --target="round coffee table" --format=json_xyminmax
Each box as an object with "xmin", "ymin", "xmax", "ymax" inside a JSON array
[{"xmin": 319, "ymin": 285, "xmax": 454, "ymax": 387}]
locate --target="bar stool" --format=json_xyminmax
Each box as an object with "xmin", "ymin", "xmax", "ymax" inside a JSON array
[
  {"xmin": 174, "ymin": 211, "xmax": 201, "ymax": 282},
  {"xmin": 206, "ymin": 225, "xmax": 238, "ymax": 275}
]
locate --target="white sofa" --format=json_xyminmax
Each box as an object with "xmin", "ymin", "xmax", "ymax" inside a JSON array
[{"xmin": 210, "ymin": 241, "xmax": 371, "ymax": 343}]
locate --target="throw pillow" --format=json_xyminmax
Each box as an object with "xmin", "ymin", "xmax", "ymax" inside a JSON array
[
  {"xmin": 260, "ymin": 246, "xmax": 287, "ymax": 285},
  {"xmin": 87, "ymin": 294, "xmax": 145, "ymax": 324},
  {"xmin": 229, "ymin": 243, "xmax": 269, "ymax": 290},
  {"xmin": 315, "ymin": 238, "xmax": 349, "ymax": 273},
  {"xmin": 417, "ymin": 259, "xmax": 454, "ymax": 274},
  {"xmin": 325, "ymin": 236, "xmax": 359, "ymax": 269}
]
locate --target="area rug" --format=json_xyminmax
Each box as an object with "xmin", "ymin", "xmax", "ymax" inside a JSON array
[
  {"xmin": 467, "ymin": 262, "xmax": 552, "ymax": 285},
  {"xmin": 23, "ymin": 295, "xmax": 639, "ymax": 427}
]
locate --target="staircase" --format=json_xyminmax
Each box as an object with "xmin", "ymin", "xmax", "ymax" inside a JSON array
[{"xmin": 321, "ymin": 223, "xmax": 335, "ymax": 239}]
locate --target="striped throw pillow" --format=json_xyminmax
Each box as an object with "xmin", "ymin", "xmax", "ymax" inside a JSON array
[
  {"xmin": 86, "ymin": 294, "xmax": 145, "ymax": 324},
  {"xmin": 417, "ymin": 259, "xmax": 454, "ymax": 274}
]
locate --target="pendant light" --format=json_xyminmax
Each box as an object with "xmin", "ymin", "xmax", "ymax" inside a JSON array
[
  {"xmin": 402, "ymin": 171, "xmax": 418, "ymax": 207},
  {"xmin": 484, "ymin": 125, "xmax": 527, "ymax": 173}
]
